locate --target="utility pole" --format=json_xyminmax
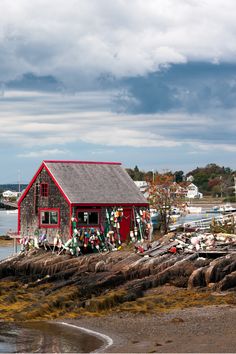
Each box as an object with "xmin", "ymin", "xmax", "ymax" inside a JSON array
[
  {"xmin": 18, "ymin": 170, "xmax": 21, "ymax": 193},
  {"xmin": 234, "ymin": 176, "xmax": 236, "ymax": 202},
  {"xmin": 220, "ymin": 175, "xmax": 223, "ymax": 198}
]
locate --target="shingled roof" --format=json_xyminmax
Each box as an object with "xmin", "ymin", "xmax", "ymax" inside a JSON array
[{"xmin": 44, "ymin": 161, "xmax": 148, "ymax": 205}]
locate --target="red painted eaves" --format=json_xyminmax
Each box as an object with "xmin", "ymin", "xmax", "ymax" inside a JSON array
[
  {"xmin": 71, "ymin": 203, "xmax": 149, "ymax": 207},
  {"xmin": 43, "ymin": 160, "xmax": 121, "ymax": 165},
  {"xmin": 43, "ymin": 162, "xmax": 71, "ymax": 205},
  {"xmin": 17, "ymin": 162, "xmax": 45, "ymax": 206}
]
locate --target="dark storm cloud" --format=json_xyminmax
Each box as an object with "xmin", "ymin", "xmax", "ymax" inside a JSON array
[{"xmin": 115, "ymin": 63, "xmax": 236, "ymax": 114}]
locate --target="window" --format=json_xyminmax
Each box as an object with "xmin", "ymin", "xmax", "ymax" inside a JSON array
[
  {"xmin": 39, "ymin": 209, "xmax": 59, "ymax": 227},
  {"xmin": 77, "ymin": 211, "xmax": 99, "ymax": 225},
  {"xmin": 40, "ymin": 183, "xmax": 49, "ymax": 197}
]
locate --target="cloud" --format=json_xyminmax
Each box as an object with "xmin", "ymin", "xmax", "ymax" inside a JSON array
[
  {"xmin": 0, "ymin": 90, "xmax": 235, "ymax": 155},
  {"xmin": 18, "ymin": 149, "xmax": 68, "ymax": 158},
  {"xmin": 115, "ymin": 62, "xmax": 236, "ymax": 114},
  {"xmin": 81, "ymin": 128, "xmax": 181, "ymax": 148},
  {"xmin": 195, "ymin": 143, "xmax": 236, "ymax": 153},
  {"xmin": 1, "ymin": 0, "xmax": 236, "ymax": 85}
]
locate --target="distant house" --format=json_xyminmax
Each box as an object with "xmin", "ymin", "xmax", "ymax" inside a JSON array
[
  {"xmin": 177, "ymin": 182, "xmax": 203, "ymax": 199},
  {"xmin": 186, "ymin": 175, "xmax": 194, "ymax": 182},
  {"xmin": 134, "ymin": 181, "xmax": 149, "ymax": 197},
  {"xmin": 186, "ymin": 183, "xmax": 203, "ymax": 199},
  {"xmin": 18, "ymin": 160, "xmax": 149, "ymax": 243},
  {"xmin": 2, "ymin": 190, "xmax": 19, "ymax": 199}
]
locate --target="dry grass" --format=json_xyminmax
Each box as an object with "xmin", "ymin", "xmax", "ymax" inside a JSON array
[
  {"xmin": 115, "ymin": 286, "xmax": 236, "ymax": 314},
  {"xmin": 0, "ymin": 279, "xmax": 80, "ymax": 321},
  {"xmin": 0, "ymin": 239, "xmax": 13, "ymax": 247},
  {"xmin": 0, "ymin": 279, "xmax": 235, "ymax": 321},
  {"xmin": 0, "ymin": 281, "xmax": 236, "ymax": 321}
]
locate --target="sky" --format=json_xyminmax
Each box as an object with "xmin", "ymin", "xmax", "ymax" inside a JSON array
[{"xmin": 0, "ymin": 0, "xmax": 236, "ymax": 183}]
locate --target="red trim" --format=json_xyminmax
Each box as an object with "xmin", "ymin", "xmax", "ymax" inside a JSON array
[
  {"xmin": 18, "ymin": 204, "xmax": 21, "ymax": 235},
  {"xmin": 43, "ymin": 160, "xmax": 121, "ymax": 165},
  {"xmin": 18, "ymin": 162, "xmax": 71, "ymax": 207},
  {"xmin": 40, "ymin": 182, "xmax": 49, "ymax": 197},
  {"xmin": 72, "ymin": 203, "xmax": 149, "ymax": 207},
  {"xmin": 18, "ymin": 162, "xmax": 45, "ymax": 206},
  {"xmin": 69, "ymin": 204, "xmax": 73, "ymax": 237},
  {"xmin": 43, "ymin": 163, "xmax": 71, "ymax": 205},
  {"xmin": 39, "ymin": 208, "xmax": 60, "ymax": 228}
]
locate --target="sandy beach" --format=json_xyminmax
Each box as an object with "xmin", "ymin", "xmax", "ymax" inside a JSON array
[{"xmin": 66, "ymin": 305, "xmax": 236, "ymax": 353}]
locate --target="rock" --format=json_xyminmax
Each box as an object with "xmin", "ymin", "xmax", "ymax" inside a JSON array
[
  {"xmin": 217, "ymin": 270, "xmax": 236, "ymax": 291},
  {"xmin": 95, "ymin": 260, "xmax": 106, "ymax": 272},
  {"xmin": 188, "ymin": 267, "xmax": 207, "ymax": 288}
]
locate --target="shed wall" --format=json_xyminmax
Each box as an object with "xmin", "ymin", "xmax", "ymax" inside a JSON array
[{"xmin": 20, "ymin": 167, "xmax": 70, "ymax": 242}]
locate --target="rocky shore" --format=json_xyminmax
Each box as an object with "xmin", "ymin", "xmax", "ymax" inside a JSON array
[{"xmin": 0, "ymin": 242, "xmax": 235, "ymax": 352}]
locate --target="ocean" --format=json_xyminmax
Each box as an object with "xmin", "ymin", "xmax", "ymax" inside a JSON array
[
  {"xmin": 0, "ymin": 209, "xmax": 18, "ymax": 260},
  {"xmin": 0, "ymin": 209, "xmax": 17, "ymax": 236}
]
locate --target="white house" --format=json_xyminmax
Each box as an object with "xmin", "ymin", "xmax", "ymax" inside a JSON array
[
  {"xmin": 134, "ymin": 181, "xmax": 149, "ymax": 198},
  {"xmin": 2, "ymin": 190, "xmax": 19, "ymax": 198},
  {"xmin": 186, "ymin": 183, "xmax": 203, "ymax": 199}
]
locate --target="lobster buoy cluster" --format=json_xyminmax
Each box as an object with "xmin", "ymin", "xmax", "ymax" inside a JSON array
[
  {"xmin": 130, "ymin": 208, "xmax": 151, "ymax": 243},
  {"xmin": 72, "ymin": 227, "xmax": 106, "ymax": 252},
  {"xmin": 105, "ymin": 207, "xmax": 124, "ymax": 247}
]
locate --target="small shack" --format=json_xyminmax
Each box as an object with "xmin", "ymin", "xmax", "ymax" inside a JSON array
[{"xmin": 18, "ymin": 160, "xmax": 149, "ymax": 249}]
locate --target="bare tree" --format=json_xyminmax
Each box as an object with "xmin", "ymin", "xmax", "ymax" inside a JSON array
[{"xmin": 147, "ymin": 174, "xmax": 184, "ymax": 235}]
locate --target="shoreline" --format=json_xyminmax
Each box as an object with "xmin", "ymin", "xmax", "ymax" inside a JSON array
[
  {"xmin": 1, "ymin": 305, "xmax": 236, "ymax": 353},
  {"xmin": 58, "ymin": 321, "xmax": 113, "ymax": 352},
  {"xmin": 63, "ymin": 305, "xmax": 236, "ymax": 353}
]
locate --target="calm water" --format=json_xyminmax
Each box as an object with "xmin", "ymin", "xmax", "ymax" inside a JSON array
[
  {"xmin": 0, "ymin": 246, "xmax": 14, "ymax": 260},
  {"xmin": 177, "ymin": 211, "xmax": 222, "ymax": 224},
  {"xmin": 0, "ymin": 322, "xmax": 103, "ymax": 353},
  {"xmin": 0, "ymin": 209, "xmax": 17, "ymax": 235},
  {"xmin": 0, "ymin": 209, "xmax": 18, "ymax": 260},
  {"xmin": 152, "ymin": 210, "xmax": 222, "ymax": 229}
]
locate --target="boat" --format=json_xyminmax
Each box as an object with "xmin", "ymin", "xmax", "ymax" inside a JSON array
[
  {"xmin": 6, "ymin": 209, "xmax": 18, "ymax": 214},
  {"xmin": 187, "ymin": 206, "xmax": 202, "ymax": 214},
  {"xmin": 218, "ymin": 203, "xmax": 236, "ymax": 213}
]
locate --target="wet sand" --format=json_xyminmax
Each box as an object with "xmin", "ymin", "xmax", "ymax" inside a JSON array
[
  {"xmin": 0, "ymin": 321, "xmax": 104, "ymax": 353},
  {"xmin": 67, "ymin": 305, "xmax": 236, "ymax": 353}
]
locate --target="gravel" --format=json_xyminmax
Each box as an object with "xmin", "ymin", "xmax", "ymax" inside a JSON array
[{"xmin": 67, "ymin": 305, "xmax": 236, "ymax": 353}]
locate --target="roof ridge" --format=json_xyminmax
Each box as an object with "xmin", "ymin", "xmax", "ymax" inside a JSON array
[{"xmin": 43, "ymin": 160, "xmax": 121, "ymax": 165}]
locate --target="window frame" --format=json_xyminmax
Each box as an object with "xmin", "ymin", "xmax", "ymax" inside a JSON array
[
  {"xmin": 39, "ymin": 208, "xmax": 60, "ymax": 228},
  {"xmin": 40, "ymin": 182, "xmax": 49, "ymax": 197},
  {"xmin": 76, "ymin": 209, "xmax": 100, "ymax": 227}
]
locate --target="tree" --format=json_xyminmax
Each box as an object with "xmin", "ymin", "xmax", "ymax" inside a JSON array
[
  {"xmin": 126, "ymin": 165, "xmax": 145, "ymax": 181},
  {"xmin": 174, "ymin": 170, "xmax": 184, "ymax": 183},
  {"xmin": 187, "ymin": 163, "xmax": 234, "ymax": 195},
  {"xmin": 147, "ymin": 174, "xmax": 184, "ymax": 235}
]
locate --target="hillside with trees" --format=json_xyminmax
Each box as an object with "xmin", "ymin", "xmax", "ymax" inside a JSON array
[
  {"xmin": 126, "ymin": 163, "xmax": 235, "ymax": 198},
  {"xmin": 186, "ymin": 164, "xmax": 235, "ymax": 197}
]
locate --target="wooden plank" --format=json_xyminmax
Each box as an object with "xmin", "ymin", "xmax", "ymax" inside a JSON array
[{"xmin": 147, "ymin": 241, "xmax": 178, "ymax": 257}]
